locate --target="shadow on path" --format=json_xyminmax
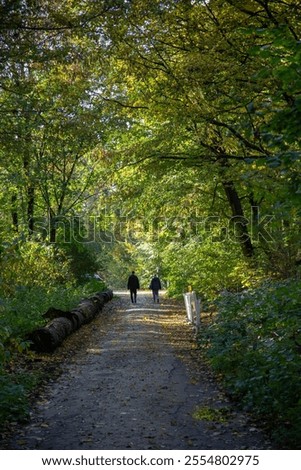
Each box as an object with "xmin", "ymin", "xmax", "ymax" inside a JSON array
[{"xmin": 7, "ymin": 291, "xmax": 270, "ymax": 450}]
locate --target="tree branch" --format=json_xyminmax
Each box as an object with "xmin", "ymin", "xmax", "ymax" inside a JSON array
[{"xmin": 209, "ymin": 118, "xmax": 270, "ymax": 155}]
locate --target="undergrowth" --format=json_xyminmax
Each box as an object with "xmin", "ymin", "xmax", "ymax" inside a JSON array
[
  {"xmin": 197, "ymin": 278, "xmax": 301, "ymax": 449},
  {"xmin": 0, "ymin": 279, "xmax": 107, "ymax": 429}
]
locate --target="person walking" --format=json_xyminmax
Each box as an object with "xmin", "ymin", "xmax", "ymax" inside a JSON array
[
  {"xmin": 127, "ymin": 271, "xmax": 140, "ymax": 303},
  {"xmin": 150, "ymin": 274, "xmax": 162, "ymax": 303}
]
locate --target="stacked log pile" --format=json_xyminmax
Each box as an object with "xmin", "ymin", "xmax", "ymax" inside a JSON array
[{"xmin": 29, "ymin": 289, "xmax": 113, "ymax": 353}]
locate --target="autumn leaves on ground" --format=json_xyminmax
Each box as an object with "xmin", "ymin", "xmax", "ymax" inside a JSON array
[{"xmin": 1, "ymin": 292, "xmax": 270, "ymax": 450}]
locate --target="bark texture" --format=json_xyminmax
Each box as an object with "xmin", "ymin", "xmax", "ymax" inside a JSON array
[{"xmin": 29, "ymin": 289, "xmax": 113, "ymax": 353}]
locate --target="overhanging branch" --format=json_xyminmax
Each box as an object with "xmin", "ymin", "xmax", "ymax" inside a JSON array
[{"xmin": 117, "ymin": 150, "xmax": 266, "ymax": 170}]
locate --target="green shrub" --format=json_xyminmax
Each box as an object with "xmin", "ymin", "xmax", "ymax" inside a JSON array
[
  {"xmin": 0, "ymin": 240, "xmax": 75, "ymax": 296},
  {"xmin": 161, "ymin": 238, "xmax": 266, "ymax": 300},
  {"xmin": 198, "ymin": 278, "xmax": 301, "ymax": 448},
  {"xmin": 60, "ymin": 240, "xmax": 100, "ymax": 284},
  {"xmin": 0, "ymin": 372, "xmax": 39, "ymax": 425}
]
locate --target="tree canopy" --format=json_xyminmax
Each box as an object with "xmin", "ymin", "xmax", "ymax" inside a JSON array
[{"xmin": 0, "ymin": 0, "xmax": 300, "ymax": 293}]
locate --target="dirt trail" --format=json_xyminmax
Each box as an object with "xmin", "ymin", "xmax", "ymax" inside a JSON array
[{"xmin": 7, "ymin": 292, "xmax": 271, "ymax": 450}]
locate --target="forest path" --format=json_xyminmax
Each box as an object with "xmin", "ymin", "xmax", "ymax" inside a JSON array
[{"xmin": 8, "ymin": 292, "xmax": 270, "ymax": 450}]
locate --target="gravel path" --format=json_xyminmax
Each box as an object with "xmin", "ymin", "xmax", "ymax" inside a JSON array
[{"xmin": 7, "ymin": 291, "xmax": 271, "ymax": 450}]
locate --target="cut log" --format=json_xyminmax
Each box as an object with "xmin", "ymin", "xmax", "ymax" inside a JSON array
[
  {"xmin": 76, "ymin": 298, "xmax": 99, "ymax": 323},
  {"xmin": 66, "ymin": 310, "xmax": 86, "ymax": 330},
  {"xmin": 29, "ymin": 289, "xmax": 113, "ymax": 353},
  {"xmin": 29, "ymin": 317, "xmax": 74, "ymax": 352},
  {"xmin": 43, "ymin": 307, "xmax": 69, "ymax": 320}
]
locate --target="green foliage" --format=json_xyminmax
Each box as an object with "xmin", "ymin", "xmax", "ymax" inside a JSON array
[
  {"xmin": 0, "ymin": 240, "xmax": 75, "ymax": 296},
  {"xmin": 198, "ymin": 279, "xmax": 301, "ymax": 448},
  {"xmin": 246, "ymin": 24, "xmax": 301, "ymax": 156},
  {"xmin": 159, "ymin": 235, "xmax": 265, "ymax": 300},
  {"xmin": 0, "ymin": 235, "xmax": 106, "ymax": 370},
  {"xmin": 0, "ymin": 372, "xmax": 39, "ymax": 425},
  {"xmin": 60, "ymin": 240, "xmax": 100, "ymax": 284},
  {"xmin": 0, "ymin": 239, "xmax": 78, "ymax": 364}
]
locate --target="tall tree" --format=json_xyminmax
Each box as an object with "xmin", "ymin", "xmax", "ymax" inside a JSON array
[
  {"xmin": 0, "ymin": 1, "xmax": 112, "ymax": 241},
  {"xmin": 92, "ymin": 0, "xmax": 300, "ymax": 264}
]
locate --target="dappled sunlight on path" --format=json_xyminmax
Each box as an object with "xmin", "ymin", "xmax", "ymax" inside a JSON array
[{"xmin": 7, "ymin": 291, "xmax": 271, "ymax": 450}]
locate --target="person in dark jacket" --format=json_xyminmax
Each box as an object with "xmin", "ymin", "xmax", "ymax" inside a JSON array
[
  {"xmin": 127, "ymin": 271, "xmax": 140, "ymax": 303},
  {"xmin": 149, "ymin": 274, "xmax": 162, "ymax": 303}
]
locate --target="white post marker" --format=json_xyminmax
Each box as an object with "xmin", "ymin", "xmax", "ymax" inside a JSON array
[
  {"xmin": 184, "ymin": 291, "xmax": 201, "ymax": 332},
  {"xmin": 183, "ymin": 292, "xmax": 193, "ymax": 323}
]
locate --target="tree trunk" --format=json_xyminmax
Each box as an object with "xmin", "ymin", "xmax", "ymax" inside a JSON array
[
  {"xmin": 23, "ymin": 146, "xmax": 35, "ymax": 237},
  {"xmin": 11, "ymin": 194, "xmax": 19, "ymax": 232},
  {"xmin": 27, "ymin": 185, "xmax": 35, "ymax": 236},
  {"xmin": 222, "ymin": 180, "xmax": 254, "ymax": 258}
]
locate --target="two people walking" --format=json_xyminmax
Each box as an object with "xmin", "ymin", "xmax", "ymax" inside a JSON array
[{"xmin": 127, "ymin": 271, "xmax": 162, "ymax": 304}]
